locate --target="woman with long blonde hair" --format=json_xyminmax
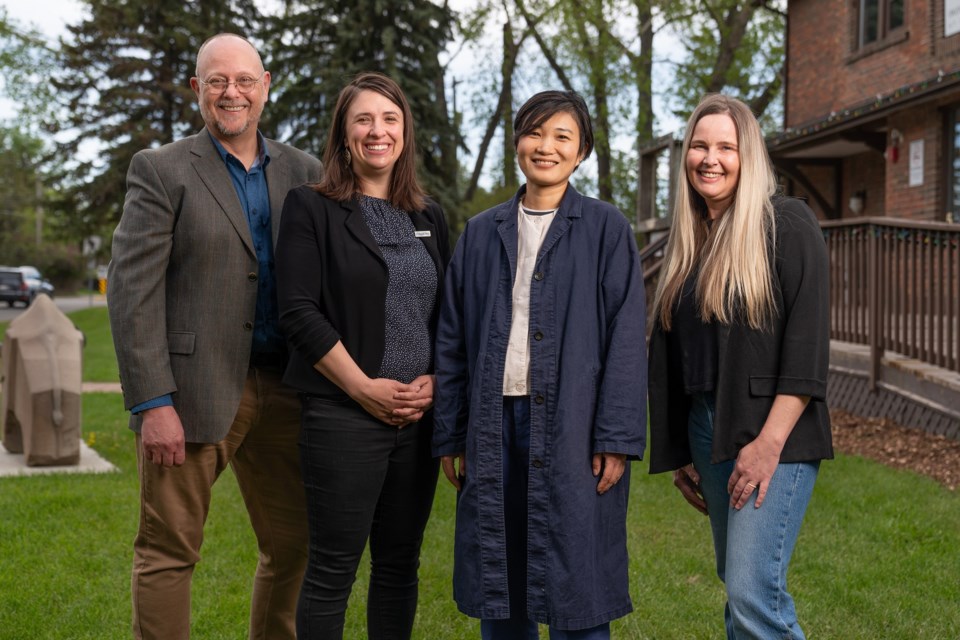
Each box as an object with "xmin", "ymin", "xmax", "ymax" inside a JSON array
[{"xmin": 649, "ymin": 94, "xmax": 832, "ymax": 639}]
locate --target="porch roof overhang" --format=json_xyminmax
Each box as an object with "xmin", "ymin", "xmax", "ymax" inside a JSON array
[{"xmin": 768, "ymin": 67, "xmax": 960, "ymax": 160}]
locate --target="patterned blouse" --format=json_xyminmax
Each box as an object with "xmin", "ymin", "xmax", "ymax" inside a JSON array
[{"xmin": 358, "ymin": 194, "xmax": 437, "ymax": 384}]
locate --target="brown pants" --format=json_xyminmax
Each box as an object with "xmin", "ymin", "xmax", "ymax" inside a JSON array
[{"xmin": 131, "ymin": 367, "xmax": 307, "ymax": 640}]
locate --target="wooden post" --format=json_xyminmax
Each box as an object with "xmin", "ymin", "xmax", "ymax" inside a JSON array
[{"xmin": 868, "ymin": 223, "xmax": 881, "ymax": 389}]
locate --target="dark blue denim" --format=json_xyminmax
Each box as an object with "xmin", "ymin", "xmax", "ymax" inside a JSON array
[{"xmin": 478, "ymin": 397, "xmax": 611, "ymax": 640}]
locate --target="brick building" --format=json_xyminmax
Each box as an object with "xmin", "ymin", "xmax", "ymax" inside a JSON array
[{"xmin": 769, "ymin": 0, "xmax": 960, "ymax": 221}]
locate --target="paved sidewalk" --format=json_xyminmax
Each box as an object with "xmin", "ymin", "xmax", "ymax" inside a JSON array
[{"xmin": 83, "ymin": 382, "xmax": 122, "ymax": 393}]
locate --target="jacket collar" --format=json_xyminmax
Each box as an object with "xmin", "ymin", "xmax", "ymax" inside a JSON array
[
  {"xmin": 340, "ymin": 197, "xmax": 384, "ymax": 266},
  {"xmin": 496, "ymin": 183, "xmax": 584, "ymax": 278},
  {"xmin": 494, "ymin": 183, "xmax": 585, "ymax": 221},
  {"xmin": 339, "ymin": 196, "xmax": 443, "ymax": 273}
]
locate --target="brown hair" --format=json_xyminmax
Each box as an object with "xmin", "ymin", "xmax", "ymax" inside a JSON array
[{"xmin": 314, "ymin": 72, "xmax": 426, "ymax": 212}]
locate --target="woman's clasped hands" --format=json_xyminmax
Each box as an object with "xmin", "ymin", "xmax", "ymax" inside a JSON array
[{"xmin": 355, "ymin": 374, "xmax": 435, "ymax": 428}]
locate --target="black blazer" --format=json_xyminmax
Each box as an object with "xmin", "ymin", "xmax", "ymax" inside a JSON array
[
  {"xmin": 649, "ymin": 197, "xmax": 834, "ymax": 473},
  {"xmin": 275, "ymin": 185, "xmax": 451, "ymax": 397}
]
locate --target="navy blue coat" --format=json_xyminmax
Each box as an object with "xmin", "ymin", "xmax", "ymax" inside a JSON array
[{"xmin": 433, "ymin": 185, "xmax": 647, "ymax": 629}]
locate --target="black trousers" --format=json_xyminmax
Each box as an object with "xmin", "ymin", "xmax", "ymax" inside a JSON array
[{"xmin": 296, "ymin": 395, "xmax": 439, "ymax": 639}]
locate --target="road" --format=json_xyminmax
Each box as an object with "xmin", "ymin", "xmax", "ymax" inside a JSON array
[{"xmin": 0, "ymin": 294, "xmax": 107, "ymax": 323}]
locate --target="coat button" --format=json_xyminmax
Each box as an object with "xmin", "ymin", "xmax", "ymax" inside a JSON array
[
  {"xmin": 534, "ymin": 394, "xmax": 544, "ymax": 404},
  {"xmin": 248, "ymin": 272, "xmax": 257, "ymax": 281},
  {"xmin": 531, "ymin": 459, "xmax": 544, "ymax": 469},
  {"xmin": 243, "ymin": 321, "xmax": 254, "ymax": 330},
  {"xmin": 533, "ymin": 331, "xmax": 543, "ymax": 341},
  {"xmin": 533, "ymin": 271, "xmax": 544, "ymax": 281}
]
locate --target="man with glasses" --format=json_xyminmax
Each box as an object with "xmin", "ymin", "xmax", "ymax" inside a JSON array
[{"xmin": 108, "ymin": 33, "xmax": 321, "ymax": 639}]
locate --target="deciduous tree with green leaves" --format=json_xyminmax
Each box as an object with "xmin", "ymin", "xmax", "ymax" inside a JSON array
[
  {"xmin": 0, "ymin": 11, "xmax": 59, "ymax": 257},
  {"xmin": 457, "ymin": 0, "xmax": 785, "ymax": 219},
  {"xmin": 665, "ymin": 0, "xmax": 786, "ymax": 129},
  {"xmin": 0, "ymin": 126, "xmax": 45, "ymax": 254}
]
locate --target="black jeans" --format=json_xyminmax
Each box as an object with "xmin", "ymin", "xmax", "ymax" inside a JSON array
[{"xmin": 296, "ymin": 395, "xmax": 439, "ymax": 639}]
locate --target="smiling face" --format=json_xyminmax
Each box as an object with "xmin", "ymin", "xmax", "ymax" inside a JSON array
[
  {"xmin": 516, "ymin": 110, "xmax": 584, "ymax": 197},
  {"xmin": 344, "ymin": 90, "xmax": 404, "ymax": 191},
  {"xmin": 191, "ymin": 35, "xmax": 270, "ymax": 146},
  {"xmin": 686, "ymin": 113, "xmax": 741, "ymax": 219}
]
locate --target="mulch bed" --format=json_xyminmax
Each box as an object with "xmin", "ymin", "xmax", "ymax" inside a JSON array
[{"xmin": 831, "ymin": 409, "xmax": 960, "ymax": 491}]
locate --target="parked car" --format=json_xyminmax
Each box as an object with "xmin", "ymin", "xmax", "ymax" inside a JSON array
[
  {"xmin": 19, "ymin": 266, "xmax": 55, "ymax": 299},
  {"xmin": 0, "ymin": 266, "xmax": 54, "ymax": 307}
]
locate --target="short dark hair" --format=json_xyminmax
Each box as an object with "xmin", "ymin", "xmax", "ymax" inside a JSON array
[
  {"xmin": 513, "ymin": 91, "xmax": 594, "ymax": 162},
  {"xmin": 314, "ymin": 72, "xmax": 426, "ymax": 212}
]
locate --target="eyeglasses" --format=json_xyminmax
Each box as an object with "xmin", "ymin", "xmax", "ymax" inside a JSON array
[{"xmin": 197, "ymin": 73, "xmax": 264, "ymax": 94}]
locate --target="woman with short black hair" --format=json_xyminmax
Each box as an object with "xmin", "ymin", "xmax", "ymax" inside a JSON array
[{"xmin": 434, "ymin": 90, "xmax": 647, "ymax": 639}]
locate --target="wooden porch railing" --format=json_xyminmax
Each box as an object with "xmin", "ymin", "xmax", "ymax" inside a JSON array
[
  {"xmin": 821, "ymin": 217, "xmax": 960, "ymax": 385},
  {"xmin": 637, "ymin": 218, "xmax": 671, "ymax": 330},
  {"xmin": 638, "ymin": 217, "xmax": 960, "ymax": 384}
]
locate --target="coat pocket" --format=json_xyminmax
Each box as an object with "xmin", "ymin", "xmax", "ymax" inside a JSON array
[
  {"xmin": 167, "ymin": 331, "xmax": 196, "ymax": 355},
  {"xmin": 748, "ymin": 375, "xmax": 778, "ymax": 397}
]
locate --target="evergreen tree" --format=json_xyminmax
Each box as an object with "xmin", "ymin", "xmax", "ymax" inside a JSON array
[
  {"xmin": 265, "ymin": 0, "xmax": 459, "ymax": 216},
  {"xmin": 0, "ymin": 9, "xmax": 57, "ymax": 137},
  {"xmin": 50, "ymin": 0, "xmax": 261, "ymax": 241}
]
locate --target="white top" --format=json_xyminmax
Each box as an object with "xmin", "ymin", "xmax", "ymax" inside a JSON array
[{"xmin": 503, "ymin": 201, "xmax": 557, "ymax": 396}]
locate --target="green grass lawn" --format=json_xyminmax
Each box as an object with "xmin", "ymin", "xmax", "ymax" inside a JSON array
[{"xmin": 1, "ymin": 308, "xmax": 958, "ymax": 638}]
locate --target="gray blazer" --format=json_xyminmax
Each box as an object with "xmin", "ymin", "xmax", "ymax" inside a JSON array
[{"xmin": 108, "ymin": 131, "xmax": 323, "ymax": 443}]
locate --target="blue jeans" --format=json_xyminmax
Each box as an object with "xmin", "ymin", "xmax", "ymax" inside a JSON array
[
  {"xmin": 479, "ymin": 397, "xmax": 610, "ymax": 640},
  {"xmin": 688, "ymin": 392, "xmax": 819, "ymax": 640}
]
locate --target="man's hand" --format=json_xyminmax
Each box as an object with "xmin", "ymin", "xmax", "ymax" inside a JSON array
[{"xmin": 140, "ymin": 405, "xmax": 186, "ymax": 467}]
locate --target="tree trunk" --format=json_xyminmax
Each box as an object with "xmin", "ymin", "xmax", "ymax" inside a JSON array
[{"xmin": 502, "ymin": 21, "xmax": 517, "ymax": 189}]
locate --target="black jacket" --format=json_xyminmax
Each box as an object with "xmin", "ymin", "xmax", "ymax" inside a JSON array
[
  {"xmin": 275, "ymin": 185, "xmax": 451, "ymax": 397},
  {"xmin": 649, "ymin": 197, "xmax": 834, "ymax": 473}
]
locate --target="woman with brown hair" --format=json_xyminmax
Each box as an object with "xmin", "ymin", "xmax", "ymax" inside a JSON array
[{"xmin": 276, "ymin": 71, "xmax": 450, "ymax": 639}]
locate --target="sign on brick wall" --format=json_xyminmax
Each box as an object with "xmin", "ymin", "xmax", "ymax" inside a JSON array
[
  {"xmin": 948, "ymin": 0, "xmax": 960, "ymax": 37},
  {"xmin": 909, "ymin": 139, "xmax": 924, "ymax": 187}
]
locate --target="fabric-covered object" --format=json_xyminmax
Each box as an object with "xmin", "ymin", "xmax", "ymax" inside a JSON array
[{"xmin": 1, "ymin": 294, "xmax": 83, "ymax": 465}]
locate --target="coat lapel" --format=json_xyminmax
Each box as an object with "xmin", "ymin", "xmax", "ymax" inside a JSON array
[
  {"xmin": 342, "ymin": 197, "xmax": 386, "ymax": 266},
  {"xmin": 409, "ymin": 208, "xmax": 442, "ymax": 272},
  {"xmin": 537, "ymin": 184, "xmax": 582, "ymax": 259},
  {"xmin": 189, "ymin": 132, "xmax": 256, "ymax": 256},
  {"xmin": 496, "ymin": 194, "xmax": 521, "ymax": 281},
  {"xmin": 265, "ymin": 139, "xmax": 289, "ymax": 245}
]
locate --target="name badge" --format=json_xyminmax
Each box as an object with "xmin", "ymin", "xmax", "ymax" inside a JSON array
[{"xmin": 414, "ymin": 230, "xmax": 432, "ymax": 238}]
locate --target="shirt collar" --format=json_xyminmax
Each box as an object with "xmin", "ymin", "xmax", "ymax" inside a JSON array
[{"xmin": 207, "ymin": 130, "xmax": 270, "ymax": 169}]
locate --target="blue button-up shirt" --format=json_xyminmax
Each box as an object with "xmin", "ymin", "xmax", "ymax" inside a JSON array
[
  {"xmin": 208, "ymin": 131, "xmax": 286, "ymax": 359},
  {"xmin": 131, "ymin": 131, "xmax": 282, "ymax": 415}
]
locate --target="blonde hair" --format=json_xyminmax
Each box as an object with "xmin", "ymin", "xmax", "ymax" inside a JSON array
[{"xmin": 652, "ymin": 94, "xmax": 778, "ymax": 330}]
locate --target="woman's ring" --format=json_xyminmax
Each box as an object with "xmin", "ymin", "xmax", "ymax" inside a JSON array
[{"xmin": 745, "ymin": 482, "xmax": 756, "ymax": 489}]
